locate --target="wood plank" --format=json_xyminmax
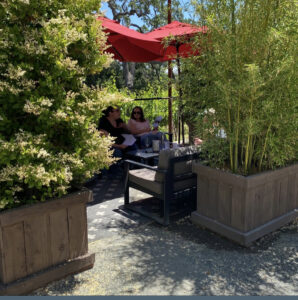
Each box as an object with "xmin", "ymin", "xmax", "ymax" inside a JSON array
[
  {"xmin": 296, "ymin": 172, "xmax": 298, "ymax": 208},
  {"xmin": 279, "ymin": 176, "xmax": 288, "ymax": 216},
  {"xmin": 261, "ymin": 181, "xmax": 275, "ymax": 224},
  {"xmin": 217, "ymin": 183, "xmax": 232, "ymax": 226},
  {"xmin": 0, "ymin": 253, "xmax": 95, "ymax": 296},
  {"xmin": 194, "ymin": 163, "xmax": 247, "ymax": 189},
  {"xmin": 24, "ymin": 215, "xmax": 51, "ymax": 275},
  {"xmin": 197, "ymin": 175, "xmax": 209, "ymax": 215},
  {"xmin": 244, "ymin": 189, "xmax": 255, "ymax": 231},
  {"xmin": 272, "ymin": 179, "xmax": 281, "ymax": 219},
  {"xmin": 251, "ymin": 186, "xmax": 265, "ymax": 228},
  {"xmin": 247, "ymin": 163, "xmax": 298, "ymax": 189},
  {"xmin": 0, "ymin": 189, "xmax": 92, "ymax": 227},
  {"xmin": 2, "ymin": 223, "xmax": 27, "ymax": 284},
  {"xmin": 0, "ymin": 226, "xmax": 5, "ymax": 283},
  {"xmin": 231, "ymin": 186, "xmax": 245, "ymax": 231},
  {"xmin": 196, "ymin": 177, "xmax": 200, "ymax": 211},
  {"xmin": 207, "ymin": 179, "xmax": 218, "ymax": 219},
  {"xmin": 192, "ymin": 208, "xmax": 298, "ymax": 248},
  {"xmin": 68, "ymin": 204, "xmax": 88, "ymax": 259},
  {"xmin": 46, "ymin": 214, "xmax": 53, "ymax": 268},
  {"xmin": 49, "ymin": 209, "xmax": 70, "ymax": 265},
  {"xmin": 287, "ymin": 173, "xmax": 297, "ymax": 211}
]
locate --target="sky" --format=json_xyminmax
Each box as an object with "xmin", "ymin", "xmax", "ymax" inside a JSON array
[
  {"xmin": 99, "ymin": 0, "xmax": 194, "ymax": 29},
  {"xmin": 100, "ymin": 1, "xmax": 141, "ymax": 27}
]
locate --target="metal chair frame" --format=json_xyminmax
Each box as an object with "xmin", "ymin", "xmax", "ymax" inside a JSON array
[{"xmin": 124, "ymin": 152, "xmax": 199, "ymax": 225}]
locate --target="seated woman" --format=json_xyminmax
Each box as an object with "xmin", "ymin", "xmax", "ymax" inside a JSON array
[
  {"xmin": 127, "ymin": 106, "xmax": 164, "ymax": 148},
  {"xmin": 98, "ymin": 106, "xmax": 137, "ymax": 158}
]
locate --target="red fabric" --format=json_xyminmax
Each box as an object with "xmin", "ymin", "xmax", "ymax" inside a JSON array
[
  {"xmin": 98, "ymin": 17, "xmax": 206, "ymax": 62},
  {"xmin": 146, "ymin": 21, "xmax": 206, "ymax": 39},
  {"xmin": 146, "ymin": 21, "xmax": 207, "ymax": 61},
  {"xmin": 98, "ymin": 17, "xmax": 165, "ymax": 62}
]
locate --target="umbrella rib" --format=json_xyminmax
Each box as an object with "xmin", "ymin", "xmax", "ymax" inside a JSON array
[{"xmin": 110, "ymin": 45, "xmax": 125, "ymax": 61}]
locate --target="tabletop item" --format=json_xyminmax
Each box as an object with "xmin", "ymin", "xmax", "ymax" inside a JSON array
[
  {"xmin": 152, "ymin": 140, "xmax": 160, "ymax": 152},
  {"xmin": 164, "ymin": 141, "xmax": 170, "ymax": 149},
  {"xmin": 144, "ymin": 136, "xmax": 150, "ymax": 148},
  {"xmin": 121, "ymin": 134, "xmax": 136, "ymax": 146}
]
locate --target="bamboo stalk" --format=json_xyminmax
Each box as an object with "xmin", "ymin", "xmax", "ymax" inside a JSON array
[
  {"xmin": 228, "ymin": 108, "xmax": 234, "ymax": 171},
  {"xmin": 234, "ymin": 95, "xmax": 240, "ymax": 171},
  {"xmin": 244, "ymin": 98, "xmax": 254, "ymax": 174},
  {"xmin": 259, "ymin": 122, "xmax": 272, "ymax": 171},
  {"xmin": 244, "ymin": 135, "xmax": 250, "ymax": 174},
  {"xmin": 240, "ymin": 143, "xmax": 244, "ymax": 167},
  {"xmin": 248, "ymin": 136, "xmax": 256, "ymax": 172}
]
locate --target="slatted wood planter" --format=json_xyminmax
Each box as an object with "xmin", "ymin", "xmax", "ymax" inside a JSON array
[
  {"xmin": 191, "ymin": 162, "xmax": 298, "ymax": 246},
  {"xmin": 0, "ymin": 188, "xmax": 95, "ymax": 295}
]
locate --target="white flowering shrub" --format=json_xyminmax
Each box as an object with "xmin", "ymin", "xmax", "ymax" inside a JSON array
[{"xmin": 0, "ymin": 0, "xmax": 128, "ymax": 209}]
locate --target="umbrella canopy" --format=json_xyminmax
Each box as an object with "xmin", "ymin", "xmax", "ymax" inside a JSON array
[
  {"xmin": 146, "ymin": 21, "xmax": 207, "ymax": 61},
  {"xmin": 98, "ymin": 17, "xmax": 207, "ymax": 136},
  {"xmin": 98, "ymin": 17, "xmax": 165, "ymax": 62},
  {"xmin": 146, "ymin": 21, "xmax": 207, "ymax": 140}
]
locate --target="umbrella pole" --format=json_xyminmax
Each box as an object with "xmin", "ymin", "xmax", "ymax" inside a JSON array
[
  {"xmin": 182, "ymin": 109, "xmax": 185, "ymax": 144},
  {"xmin": 177, "ymin": 58, "xmax": 181, "ymax": 145},
  {"xmin": 168, "ymin": 61, "xmax": 173, "ymax": 137},
  {"xmin": 167, "ymin": 0, "xmax": 173, "ymax": 137},
  {"xmin": 177, "ymin": 53, "xmax": 185, "ymax": 145},
  {"xmin": 178, "ymin": 111, "xmax": 181, "ymax": 145}
]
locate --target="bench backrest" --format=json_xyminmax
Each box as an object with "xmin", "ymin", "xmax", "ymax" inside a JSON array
[{"xmin": 155, "ymin": 146, "xmax": 199, "ymax": 182}]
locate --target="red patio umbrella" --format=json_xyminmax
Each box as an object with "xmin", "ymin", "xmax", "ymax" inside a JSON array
[
  {"xmin": 146, "ymin": 21, "xmax": 207, "ymax": 61},
  {"xmin": 97, "ymin": 17, "xmax": 165, "ymax": 62}
]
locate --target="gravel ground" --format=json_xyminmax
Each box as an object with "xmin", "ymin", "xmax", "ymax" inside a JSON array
[{"xmin": 32, "ymin": 216, "xmax": 298, "ymax": 296}]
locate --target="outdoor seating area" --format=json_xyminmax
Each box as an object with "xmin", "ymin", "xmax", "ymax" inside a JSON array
[{"xmin": 1, "ymin": 0, "xmax": 297, "ymax": 296}]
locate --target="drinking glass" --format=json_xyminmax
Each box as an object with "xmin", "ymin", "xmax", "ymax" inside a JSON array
[{"xmin": 145, "ymin": 136, "xmax": 150, "ymax": 149}]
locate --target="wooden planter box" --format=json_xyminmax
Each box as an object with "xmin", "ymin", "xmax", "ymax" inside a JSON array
[
  {"xmin": 191, "ymin": 162, "xmax": 298, "ymax": 246},
  {"xmin": 0, "ymin": 188, "xmax": 95, "ymax": 295}
]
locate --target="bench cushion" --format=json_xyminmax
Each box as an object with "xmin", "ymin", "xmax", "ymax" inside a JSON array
[
  {"xmin": 129, "ymin": 168, "xmax": 162, "ymax": 194},
  {"xmin": 129, "ymin": 168, "xmax": 197, "ymax": 195}
]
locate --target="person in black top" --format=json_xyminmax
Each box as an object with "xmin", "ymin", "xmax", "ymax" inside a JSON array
[{"xmin": 98, "ymin": 106, "xmax": 136, "ymax": 157}]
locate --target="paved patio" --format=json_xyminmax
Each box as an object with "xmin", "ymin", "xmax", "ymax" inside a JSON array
[
  {"xmin": 85, "ymin": 169, "xmax": 154, "ymax": 241},
  {"xmin": 31, "ymin": 169, "xmax": 298, "ymax": 296}
]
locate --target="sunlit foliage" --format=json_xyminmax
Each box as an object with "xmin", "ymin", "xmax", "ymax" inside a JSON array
[
  {"xmin": 182, "ymin": 0, "xmax": 297, "ymax": 175},
  {"xmin": 0, "ymin": 0, "xmax": 130, "ymax": 209}
]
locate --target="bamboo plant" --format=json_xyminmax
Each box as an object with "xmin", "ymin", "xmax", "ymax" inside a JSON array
[{"xmin": 182, "ymin": 0, "xmax": 297, "ymax": 175}]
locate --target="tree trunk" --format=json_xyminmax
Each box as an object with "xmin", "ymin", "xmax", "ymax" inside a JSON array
[
  {"xmin": 186, "ymin": 120, "xmax": 196, "ymax": 145},
  {"xmin": 123, "ymin": 62, "xmax": 136, "ymax": 89}
]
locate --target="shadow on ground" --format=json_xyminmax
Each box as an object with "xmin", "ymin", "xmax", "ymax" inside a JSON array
[
  {"xmin": 31, "ymin": 169, "xmax": 298, "ymax": 296},
  {"xmin": 90, "ymin": 216, "xmax": 297, "ymax": 295},
  {"xmin": 32, "ymin": 215, "xmax": 297, "ymax": 296}
]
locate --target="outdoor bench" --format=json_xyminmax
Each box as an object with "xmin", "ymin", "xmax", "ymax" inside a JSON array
[{"xmin": 124, "ymin": 146, "xmax": 199, "ymax": 225}]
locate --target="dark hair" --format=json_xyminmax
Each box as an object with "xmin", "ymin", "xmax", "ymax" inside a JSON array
[
  {"xmin": 103, "ymin": 106, "xmax": 118, "ymax": 117},
  {"xmin": 131, "ymin": 106, "xmax": 145, "ymax": 122}
]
